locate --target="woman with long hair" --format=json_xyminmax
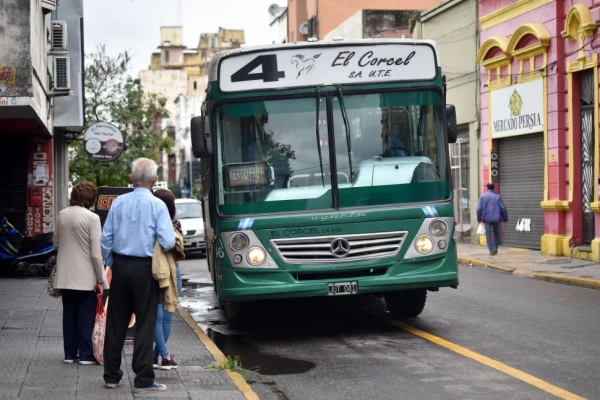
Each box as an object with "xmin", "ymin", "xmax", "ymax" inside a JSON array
[{"xmin": 152, "ymin": 189, "xmax": 184, "ymax": 370}]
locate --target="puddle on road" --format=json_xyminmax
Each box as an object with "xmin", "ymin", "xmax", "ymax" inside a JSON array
[
  {"xmin": 180, "ymin": 279, "xmax": 316, "ymax": 375},
  {"xmin": 207, "ymin": 328, "xmax": 316, "ymax": 375}
]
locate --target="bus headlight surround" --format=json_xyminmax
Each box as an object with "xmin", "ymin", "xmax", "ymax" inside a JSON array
[
  {"xmin": 415, "ymin": 236, "xmax": 434, "ymax": 255},
  {"xmin": 429, "ymin": 219, "xmax": 448, "ymax": 237},
  {"xmin": 247, "ymin": 247, "xmax": 266, "ymax": 266},
  {"xmin": 230, "ymin": 233, "xmax": 249, "ymax": 252}
]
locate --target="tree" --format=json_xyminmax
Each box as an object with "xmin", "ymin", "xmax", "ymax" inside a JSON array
[{"xmin": 69, "ymin": 45, "xmax": 172, "ymax": 187}]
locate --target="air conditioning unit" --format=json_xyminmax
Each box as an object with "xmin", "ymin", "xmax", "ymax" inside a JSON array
[
  {"xmin": 53, "ymin": 56, "xmax": 70, "ymax": 91},
  {"xmin": 51, "ymin": 21, "xmax": 68, "ymax": 52}
]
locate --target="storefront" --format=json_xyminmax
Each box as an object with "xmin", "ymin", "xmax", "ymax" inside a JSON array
[
  {"xmin": 489, "ymin": 79, "xmax": 545, "ymax": 249},
  {"xmin": 477, "ymin": 1, "xmax": 600, "ymax": 260},
  {"xmin": 0, "ymin": 127, "xmax": 54, "ymax": 239}
]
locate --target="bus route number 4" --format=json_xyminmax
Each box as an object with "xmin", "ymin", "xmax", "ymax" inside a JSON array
[{"xmin": 231, "ymin": 55, "xmax": 286, "ymax": 83}]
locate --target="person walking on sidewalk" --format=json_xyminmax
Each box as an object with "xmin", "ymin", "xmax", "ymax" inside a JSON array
[
  {"xmin": 477, "ymin": 183, "xmax": 508, "ymax": 255},
  {"xmin": 53, "ymin": 181, "xmax": 108, "ymax": 365},
  {"xmin": 101, "ymin": 158, "xmax": 175, "ymax": 393}
]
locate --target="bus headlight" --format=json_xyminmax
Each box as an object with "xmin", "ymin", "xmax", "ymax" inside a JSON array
[
  {"xmin": 415, "ymin": 236, "xmax": 434, "ymax": 255},
  {"xmin": 247, "ymin": 247, "xmax": 266, "ymax": 266},
  {"xmin": 230, "ymin": 233, "xmax": 249, "ymax": 252},
  {"xmin": 429, "ymin": 219, "xmax": 447, "ymax": 237}
]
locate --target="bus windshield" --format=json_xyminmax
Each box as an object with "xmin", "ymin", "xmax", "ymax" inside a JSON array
[{"xmin": 216, "ymin": 90, "xmax": 450, "ymax": 216}]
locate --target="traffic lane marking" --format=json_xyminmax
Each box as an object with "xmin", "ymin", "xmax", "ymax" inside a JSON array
[{"xmin": 384, "ymin": 317, "xmax": 585, "ymax": 400}]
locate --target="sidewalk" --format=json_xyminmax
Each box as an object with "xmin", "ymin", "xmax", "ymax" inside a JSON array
[
  {"xmin": 457, "ymin": 242, "xmax": 600, "ymax": 290},
  {"xmin": 0, "ymin": 278, "xmax": 251, "ymax": 400}
]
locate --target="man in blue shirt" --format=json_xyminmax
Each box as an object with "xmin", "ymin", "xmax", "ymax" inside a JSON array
[
  {"xmin": 476, "ymin": 182, "xmax": 508, "ymax": 255},
  {"xmin": 101, "ymin": 158, "xmax": 175, "ymax": 393}
]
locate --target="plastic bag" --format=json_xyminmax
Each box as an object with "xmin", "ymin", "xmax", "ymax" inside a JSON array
[
  {"xmin": 477, "ymin": 223, "xmax": 486, "ymax": 235},
  {"xmin": 92, "ymin": 295, "xmax": 107, "ymax": 365},
  {"xmin": 47, "ymin": 257, "xmax": 61, "ymax": 298}
]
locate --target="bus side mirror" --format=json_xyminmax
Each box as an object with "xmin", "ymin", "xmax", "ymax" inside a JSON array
[
  {"xmin": 191, "ymin": 116, "xmax": 212, "ymax": 158},
  {"xmin": 446, "ymin": 104, "xmax": 457, "ymax": 144}
]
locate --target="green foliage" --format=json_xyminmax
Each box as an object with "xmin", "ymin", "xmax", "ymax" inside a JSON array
[
  {"xmin": 168, "ymin": 182, "xmax": 181, "ymax": 198},
  {"xmin": 192, "ymin": 177, "xmax": 202, "ymax": 199},
  {"xmin": 158, "ymin": 136, "xmax": 176, "ymax": 155},
  {"xmin": 69, "ymin": 45, "xmax": 172, "ymax": 187},
  {"xmin": 206, "ymin": 356, "xmax": 244, "ymax": 373}
]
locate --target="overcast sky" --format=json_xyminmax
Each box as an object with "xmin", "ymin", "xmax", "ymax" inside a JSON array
[{"xmin": 84, "ymin": 0, "xmax": 286, "ymax": 76}]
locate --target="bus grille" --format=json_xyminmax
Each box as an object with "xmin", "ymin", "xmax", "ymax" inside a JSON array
[{"xmin": 270, "ymin": 231, "xmax": 407, "ymax": 264}]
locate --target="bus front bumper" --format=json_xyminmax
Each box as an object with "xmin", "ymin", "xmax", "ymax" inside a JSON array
[{"xmin": 217, "ymin": 253, "xmax": 458, "ymax": 302}]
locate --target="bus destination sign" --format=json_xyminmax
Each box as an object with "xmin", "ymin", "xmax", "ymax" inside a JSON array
[
  {"xmin": 219, "ymin": 42, "xmax": 438, "ymax": 92},
  {"xmin": 224, "ymin": 162, "xmax": 272, "ymax": 191}
]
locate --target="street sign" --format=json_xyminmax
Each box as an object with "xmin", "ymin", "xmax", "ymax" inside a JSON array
[
  {"xmin": 491, "ymin": 149, "xmax": 499, "ymax": 182},
  {"xmin": 83, "ymin": 122, "xmax": 125, "ymax": 162}
]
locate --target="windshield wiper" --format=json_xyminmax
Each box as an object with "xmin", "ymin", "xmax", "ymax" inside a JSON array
[
  {"xmin": 336, "ymin": 86, "xmax": 353, "ymax": 180},
  {"xmin": 315, "ymin": 88, "xmax": 325, "ymax": 187}
]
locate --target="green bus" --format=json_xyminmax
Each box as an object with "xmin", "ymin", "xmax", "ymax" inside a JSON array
[{"xmin": 191, "ymin": 39, "xmax": 458, "ymax": 327}]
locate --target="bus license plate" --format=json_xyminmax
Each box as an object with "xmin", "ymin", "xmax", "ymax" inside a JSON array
[{"xmin": 328, "ymin": 282, "xmax": 357, "ymax": 296}]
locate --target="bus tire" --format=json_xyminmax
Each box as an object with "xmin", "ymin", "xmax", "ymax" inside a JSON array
[
  {"xmin": 222, "ymin": 302, "xmax": 244, "ymax": 329},
  {"xmin": 384, "ymin": 289, "xmax": 427, "ymax": 318}
]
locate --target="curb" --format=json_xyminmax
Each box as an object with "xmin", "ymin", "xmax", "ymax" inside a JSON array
[
  {"xmin": 458, "ymin": 256, "xmax": 600, "ymax": 291},
  {"xmin": 177, "ymin": 306, "xmax": 260, "ymax": 400}
]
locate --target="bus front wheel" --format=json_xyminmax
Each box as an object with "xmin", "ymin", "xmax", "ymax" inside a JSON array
[
  {"xmin": 384, "ymin": 289, "xmax": 427, "ymax": 319},
  {"xmin": 221, "ymin": 302, "xmax": 245, "ymax": 329}
]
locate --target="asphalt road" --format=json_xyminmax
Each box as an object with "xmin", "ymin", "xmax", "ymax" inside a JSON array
[{"xmin": 179, "ymin": 256, "xmax": 600, "ymax": 400}]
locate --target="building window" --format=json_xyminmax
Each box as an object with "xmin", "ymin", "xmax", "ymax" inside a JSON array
[
  {"xmin": 194, "ymin": 81, "xmax": 197, "ymax": 90},
  {"xmin": 165, "ymin": 50, "xmax": 170, "ymax": 63},
  {"xmin": 211, "ymin": 37, "xmax": 216, "ymax": 48}
]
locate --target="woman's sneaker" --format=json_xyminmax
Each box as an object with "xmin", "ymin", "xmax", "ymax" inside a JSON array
[
  {"xmin": 153, "ymin": 358, "xmax": 160, "ymax": 369},
  {"xmin": 160, "ymin": 356, "xmax": 178, "ymax": 370}
]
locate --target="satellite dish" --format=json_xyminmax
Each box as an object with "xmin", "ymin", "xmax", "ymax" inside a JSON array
[
  {"xmin": 268, "ymin": 4, "xmax": 282, "ymax": 16},
  {"xmin": 299, "ymin": 21, "xmax": 309, "ymax": 35}
]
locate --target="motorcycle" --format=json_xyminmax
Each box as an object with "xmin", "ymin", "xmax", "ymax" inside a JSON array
[{"xmin": 0, "ymin": 210, "xmax": 55, "ymax": 277}]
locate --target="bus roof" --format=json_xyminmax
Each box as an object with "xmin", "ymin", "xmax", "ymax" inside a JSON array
[{"xmin": 208, "ymin": 39, "xmax": 441, "ymax": 93}]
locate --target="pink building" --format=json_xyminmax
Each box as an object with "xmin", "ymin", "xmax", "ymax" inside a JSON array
[{"xmin": 477, "ymin": 0, "xmax": 600, "ymax": 261}]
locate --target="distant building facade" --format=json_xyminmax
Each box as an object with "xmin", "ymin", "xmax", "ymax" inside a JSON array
[
  {"xmin": 288, "ymin": 0, "xmax": 439, "ymax": 41},
  {"xmin": 0, "ymin": 0, "xmax": 84, "ymax": 237},
  {"xmin": 477, "ymin": 0, "xmax": 600, "ymax": 260},
  {"xmin": 139, "ymin": 26, "xmax": 245, "ymax": 183}
]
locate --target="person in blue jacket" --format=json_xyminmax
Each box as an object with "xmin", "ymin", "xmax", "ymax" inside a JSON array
[{"xmin": 476, "ymin": 182, "xmax": 508, "ymax": 255}]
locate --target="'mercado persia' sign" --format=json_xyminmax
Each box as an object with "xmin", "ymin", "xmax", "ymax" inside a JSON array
[
  {"xmin": 218, "ymin": 42, "xmax": 438, "ymax": 92},
  {"xmin": 491, "ymin": 79, "xmax": 544, "ymax": 139}
]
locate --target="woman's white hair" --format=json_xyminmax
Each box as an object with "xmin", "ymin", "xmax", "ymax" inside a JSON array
[{"xmin": 131, "ymin": 158, "xmax": 158, "ymax": 186}]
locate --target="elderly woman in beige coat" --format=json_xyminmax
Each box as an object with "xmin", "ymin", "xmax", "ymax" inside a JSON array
[{"xmin": 53, "ymin": 181, "xmax": 108, "ymax": 365}]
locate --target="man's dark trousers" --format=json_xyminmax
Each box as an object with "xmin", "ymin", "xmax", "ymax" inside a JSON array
[{"xmin": 103, "ymin": 254, "xmax": 158, "ymax": 388}]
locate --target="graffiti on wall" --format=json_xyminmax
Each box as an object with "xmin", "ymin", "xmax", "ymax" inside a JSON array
[
  {"xmin": 0, "ymin": 63, "xmax": 16, "ymax": 97},
  {"xmin": 26, "ymin": 142, "xmax": 53, "ymax": 237}
]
